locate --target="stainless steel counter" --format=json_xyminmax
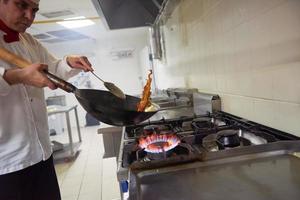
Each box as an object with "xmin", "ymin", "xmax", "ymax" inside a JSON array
[
  {"xmin": 116, "ymin": 92, "xmax": 300, "ymax": 200},
  {"xmin": 128, "ymin": 141, "xmax": 300, "ymax": 200}
]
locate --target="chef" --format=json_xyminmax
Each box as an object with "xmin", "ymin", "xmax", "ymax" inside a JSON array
[{"xmin": 0, "ymin": 0, "xmax": 93, "ymax": 199}]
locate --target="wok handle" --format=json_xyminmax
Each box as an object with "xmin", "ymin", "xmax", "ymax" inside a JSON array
[
  {"xmin": 0, "ymin": 47, "xmax": 76, "ymax": 93},
  {"xmin": 43, "ymin": 70, "xmax": 76, "ymax": 93}
]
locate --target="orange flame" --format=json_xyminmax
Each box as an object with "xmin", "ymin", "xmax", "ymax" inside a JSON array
[{"xmin": 139, "ymin": 134, "xmax": 180, "ymax": 153}]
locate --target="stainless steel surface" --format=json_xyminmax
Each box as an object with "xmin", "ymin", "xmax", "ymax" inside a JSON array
[
  {"xmin": 91, "ymin": 0, "xmax": 164, "ymax": 30},
  {"xmin": 151, "ymin": 89, "xmax": 194, "ymax": 108},
  {"xmin": 98, "ymin": 127, "xmax": 123, "ymax": 158},
  {"xmin": 193, "ymin": 92, "xmax": 221, "ymax": 115},
  {"xmin": 116, "ymin": 96, "xmax": 211, "ymax": 182},
  {"xmin": 116, "ymin": 90, "xmax": 300, "ymax": 200},
  {"xmin": 153, "ymin": 0, "xmax": 181, "ymax": 25},
  {"xmin": 46, "ymin": 95, "xmax": 66, "ymax": 106},
  {"xmin": 117, "ymin": 127, "xmax": 129, "ymax": 181},
  {"xmin": 166, "ymin": 88, "xmax": 198, "ymax": 98},
  {"xmin": 117, "ymin": 107, "xmax": 194, "ymax": 182},
  {"xmin": 149, "ymin": 25, "xmax": 162, "ymax": 60},
  {"xmin": 117, "ymin": 109, "xmax": 300, "ymax": 199},
  {"xmin": 129, "ymin": 141, "xmax": 300, "ymax": 200},
  {"xmin": 145, "ymin": 106, "xmax": 194, "ymax": 121}
]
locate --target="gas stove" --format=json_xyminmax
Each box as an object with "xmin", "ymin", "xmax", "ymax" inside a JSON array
[
  {"xmin": 116, "ymin": 90, "xmax": 300, "ymax": 200},
  {"xmin": 120, "ymin": 111, "xmax": 297, "ymax": 171}
]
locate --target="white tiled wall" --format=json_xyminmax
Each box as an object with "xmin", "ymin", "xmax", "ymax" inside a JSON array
[{"xmin": 154, "ymin": 0, "xmax": 300, "ymax": 136}]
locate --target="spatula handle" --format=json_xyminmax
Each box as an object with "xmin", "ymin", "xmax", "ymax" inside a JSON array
[{"xmin": 0, "ymin": 47, "xmax": 76, "ymax": 93}]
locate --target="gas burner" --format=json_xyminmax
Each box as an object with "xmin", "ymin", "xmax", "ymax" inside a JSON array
[
  {"xmin": 143, "ymin": 125, "xmax": 161, "ymax": 135},
  {"xmin": 143, "ymin": 150, "xmax": 173, "ymax": 160},
  {"xmin": 121, "ymin": 111, "xmax": 300, "ymax": 170},
  {"xmin": 141, "ymin": 143, "xmax": 192, "ymax": 161},
  {"xmin": 143, "ymin": 124, "xmax": 172, "ymax": 135},
  {"xmin": 202, "ymin": 129, "xmax": 264, "ymax": 151},
  {"xmin": 216, "ymin": 129, "xmax": 240, "ymax": 148},
  {"xmin": 192, "ymin": 117, "xmax": 214, "ymax": 129},
  {"xmin": 191, "ymin": 117, "xmax": 218, "ymax": 134},
  {"xmin": 126, "ymin": 123, "xmax": 174, "ymax": 138},
  {"xmin": 202, "ymin": 129, "xmax": 245, "ymax": 151},
  {"xmin": 138, "ymin": 134, "xmax": 180, "ymax": 153},
  {"xmin": 202, "ymin": 134, "xmax": 219, "ymax": 152}
]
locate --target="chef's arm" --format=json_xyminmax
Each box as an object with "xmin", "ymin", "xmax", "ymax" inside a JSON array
[
  {"xmin": 0, "ymin": 64, "xmax": 56, "ymax": 91},
  {"xmin": 36, "ymin": 40, "xmax": 93, "ymax": 80},
  {"xmin": 66, "ymin": 55, "xmax": 93, "ymax": 72}
]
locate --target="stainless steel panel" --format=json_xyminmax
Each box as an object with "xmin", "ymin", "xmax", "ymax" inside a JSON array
[
  {"xmin": 98, "ymin": 127, "xmax": 122, "ymax": 158},
  {"xmin": 129, "ymin": 141, "xmax": 300, "ymax": 200},
  {"xmin": 147, "ymin": 107, "xmax": 194, "ymax": 121},
  {"xmin": 91, "ymin": 0, "xmax": 163, "ymax": 30},
  {"xmin": 193, "ymin": 92, "xmax": 221, "ymax": 115}
]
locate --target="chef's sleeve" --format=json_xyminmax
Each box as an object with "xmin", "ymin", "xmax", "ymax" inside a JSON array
[
  {"xmin": 0, "ymin": 67, "xmax": 11, "ymax": 96},
  {"xmin": 33, "ymin": 38, "xmax": 81, "ymax": 80}
]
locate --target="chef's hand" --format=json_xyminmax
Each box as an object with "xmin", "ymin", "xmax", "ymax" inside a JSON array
[
  {"xmin": 66, "ymin": 55, "xmax": 93, "ymax": 72},
  {"xmin": 3, "ymin": 64, "xmax": 57, "ymax": 90}
]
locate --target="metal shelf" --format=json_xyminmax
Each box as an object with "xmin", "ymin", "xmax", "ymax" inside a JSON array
[
  {"xmin": 48, "ymin": 105, "xmax": 82, "ymax": 161},
  {"xmin": 53, "ymin": 142, "xmax": 81, "ymax": 161}
]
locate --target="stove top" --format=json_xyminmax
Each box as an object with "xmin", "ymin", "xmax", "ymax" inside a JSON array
[
  {"xmin": 124, "ymin": 114, "xmax": 226, "ymax": 139},
  {"xmin": 121, "ymin": 112, "xmax": 299, "ymax": 170}
]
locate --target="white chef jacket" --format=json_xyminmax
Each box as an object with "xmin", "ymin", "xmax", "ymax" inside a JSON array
[{"xmin": 0, "ymin": 31, "xmax": 81, "ymax": 175}]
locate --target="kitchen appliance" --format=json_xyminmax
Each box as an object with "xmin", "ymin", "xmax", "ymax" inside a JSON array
[
  {"xmin": 98, "ymin": 89, "xmax": 202, "ymax": 159},
  {"xmin": 117, "ymin": 111, "xmax": 300, "ymax": 200},
  {"xmin": 91, "ymin": 0, "xmax": 165, "ymax": 30}
]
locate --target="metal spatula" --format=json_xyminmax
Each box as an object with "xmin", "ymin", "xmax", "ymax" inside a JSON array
[{"xmin": 91, "ymin": 71, "xmax": 125, "ymax": 99}]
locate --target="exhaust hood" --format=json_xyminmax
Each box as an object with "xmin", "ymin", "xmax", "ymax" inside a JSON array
[{"xmin": 91, "ymin": 0, "xmax": 164, "ymax": 30}]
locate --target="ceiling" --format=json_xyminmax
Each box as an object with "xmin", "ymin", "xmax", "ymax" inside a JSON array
[{"xmin": 28, "ymin": 0, "xmax": 148, "ymax": 45}]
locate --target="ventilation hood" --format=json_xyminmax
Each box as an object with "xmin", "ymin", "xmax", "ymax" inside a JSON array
[{"xmin": 91, "ymin": 0, "xmax": 164, "ymax": 30}]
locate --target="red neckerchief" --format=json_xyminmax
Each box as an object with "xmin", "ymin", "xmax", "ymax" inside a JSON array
[{"xmin": 0, "ymin": 19, "xmax": 20, "ymax": 43}]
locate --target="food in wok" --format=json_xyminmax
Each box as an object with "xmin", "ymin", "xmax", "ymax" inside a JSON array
[{"xmin": 137, "ymin": 70, "xmax": 153, "ymax": 112}]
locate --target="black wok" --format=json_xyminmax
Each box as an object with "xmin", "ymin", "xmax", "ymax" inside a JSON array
[
  {"xmin": 37, "ymin": 72, "xmax": 159, "ymax": 126},
  {"xmin": 0, "ymin": 47, "xmax": 158, "ymax": 126},
  {"xmin": 75, "ymin": 89, "xmax": 158, "ymax": 126}
]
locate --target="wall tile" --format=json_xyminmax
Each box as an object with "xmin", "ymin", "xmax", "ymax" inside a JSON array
[
  {"xmin": 252, "ymin": 68, "xmax": 274, "ymax": 99},
  {"xmin": 237, "ymin": 0, "xmax": 287, "ymax": 25},
  {"xmin": 215, "ymin": 75, "xmax": 228, "ymax": 92},
  {"xmin": 272, "ymin": 62, "xmax": 300, "ymax": 103},
  {"xmin": 265, "ymin": 0, "xmax": 300, "ymax": 44},
  {"xmin": 203, "ymin": 0, "xmax": 222, "ymax": 17},
  {"xmin": 252, "ymin": 97, "xmax": 300, "ymax": 136},
  {"xmin": 155, "ymin": 0, "xmax": 300, "ymax": 134},
  {"xmin": 252, "ymin": 99, "xmax": 276, "ymax": 127},
  {"xmin": 273, "ymin": 101, "xmax": 300, "ymax": 136},
  {"xmin": 221, "ymin": 94, "xmax": 255, "ymax": 120}
]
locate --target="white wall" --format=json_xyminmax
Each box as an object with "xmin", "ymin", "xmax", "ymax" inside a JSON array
[
  {"xmin": 154, "ymin": 0, "xmax": 300, "ymax": 136},
  {"xmin": 43, "ymin": 27, "xmax": 149, "ymax": 127}
]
